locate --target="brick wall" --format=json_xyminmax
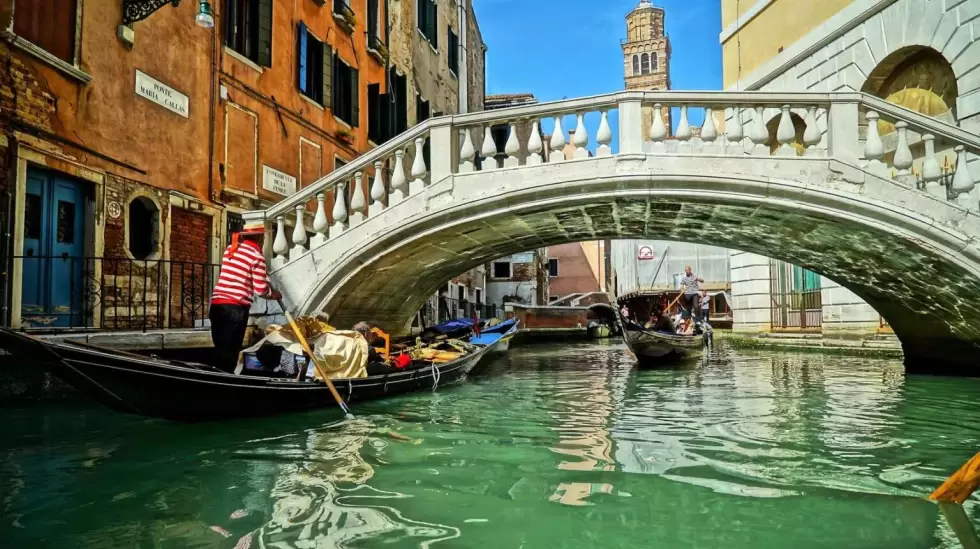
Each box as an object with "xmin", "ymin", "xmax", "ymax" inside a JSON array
[
  {"xmin": 0, "ymin": 44, "xmax": 58, "ymax": 135},
  {"xmin": 510, "ymin": 305, "xmax": 590, "ymax": 329},
  {"xmin": 169, "ymin": 207, "xmax": 213, "ymax": 328}
]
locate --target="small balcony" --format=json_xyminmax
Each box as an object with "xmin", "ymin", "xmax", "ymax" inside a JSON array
[
  {"xmin": 367, "ymin": 34, "xmax": 387, "ymax": 64},
  {"xmin": 332, "ymin": 0, "xmax": 356, "ymax": 34}
]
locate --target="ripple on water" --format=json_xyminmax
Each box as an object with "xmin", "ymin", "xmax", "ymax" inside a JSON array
[{"xmin": 0, "ymin": 343, "xmax": 979, "ymax": 548}]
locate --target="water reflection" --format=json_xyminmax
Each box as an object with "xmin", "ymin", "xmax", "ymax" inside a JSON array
[{"xmin": 1, "ymin": 344, "xmax": 979, "ymax": 548}]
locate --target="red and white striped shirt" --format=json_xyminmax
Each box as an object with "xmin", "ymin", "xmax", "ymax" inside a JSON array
[{"xmin": 211, "ymin": 240, "xmax": 272, "ymax": 306}]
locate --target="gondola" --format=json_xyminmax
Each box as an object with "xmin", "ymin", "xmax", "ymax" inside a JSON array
[
  {"xmin": 0, "ymin": 325, "xmax": 510, "ymax": 422},
  {"xmin": 619, "ymin": 319, "xmax": 707, "ymax": 366},
  {"xmin": 473, "ymin": 318, "xmax": 519, "ymax": 354}
]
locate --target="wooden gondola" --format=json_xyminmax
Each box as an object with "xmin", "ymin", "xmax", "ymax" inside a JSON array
[
  {"xmin": 0, "ymin": 324, "xmax": 515, "ymax": 422},
  {"xmin": 620, "ymin": 319, "xmax": 706, "ymax": 366}
]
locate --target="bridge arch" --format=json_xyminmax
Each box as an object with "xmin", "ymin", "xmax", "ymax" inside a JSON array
[
  {"xmin": 291, "ymin": 169, "xmax": 980, "ymax": 374},
  {"xmin": 250, "ymin": 90, "xmax": 980, "ymax": 374}
]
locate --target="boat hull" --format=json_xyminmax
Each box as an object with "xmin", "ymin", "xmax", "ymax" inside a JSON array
[
  {"xmin": 620, "ymin": 323, "xmax": 705, "ymax": 366},
  {"xmin": 0, "ymin": 329, "xmax": 488, "ymax": 422}
]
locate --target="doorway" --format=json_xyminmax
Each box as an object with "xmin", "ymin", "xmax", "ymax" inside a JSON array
[{"xmin": 20, "ymin": 168, "xmax": 90, "ymax": 328}]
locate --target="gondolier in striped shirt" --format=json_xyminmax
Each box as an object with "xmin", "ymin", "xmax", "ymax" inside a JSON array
[
  {"xmin": 679, "ymin": 266, "xmax": 704, "ymax": 322},
  {"xmin": 209, "ymin": 222, "xmax": 281, "ymax": 373}
]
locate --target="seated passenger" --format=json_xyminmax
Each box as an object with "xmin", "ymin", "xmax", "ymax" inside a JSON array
[
  {"xmin": 677, "ymin": 319, "xmax": 694, "ymax": 336},
  {"xmin": 652, "ymin": 310, "xmax": 675, "ymax": 334}
]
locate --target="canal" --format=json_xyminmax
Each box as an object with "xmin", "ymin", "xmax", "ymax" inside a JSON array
[{"xmin": 1, "ymin": 342, "xmax": 978, "ymax": 548}]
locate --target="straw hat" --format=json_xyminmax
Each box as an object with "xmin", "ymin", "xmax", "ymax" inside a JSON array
[{"xmin": 240, "ymin": 222, "xmax": 265, "ymax": 235}]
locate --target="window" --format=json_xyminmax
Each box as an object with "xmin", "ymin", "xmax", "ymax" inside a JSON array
[
  {"xmin": 417, "ymin": 0, "xmax": 438, "ymax": 48},
  {"xmin": 333, "ymin": 56, "xmax": 359, "ymax": 127},
  {"xmin": 447, "ymin": 27, "xmax": 459, "ymax": 75},
  {"xmin": 391, "ymin": 68, "xmax": 409, "ymax": 135},
  {"xmin": 457, "ymin": 285, "xmax": 465, "ymax": 301},
  {"xmin": 492, "ymin": 261, "xmax": 511, "ymax": 279},
  {"xmin": 296, "ymin": 23, "xmax": 331, "ymax": 106},
  {"xmin": 475, "ymin": 288, "xmax": 482, "ymax": 304},
  {"xmin": 632, "ymin": 55, "xmax": 639, "ymax": 76},
  {"xmin": 226, "ymin": 212, "xmax": 245, "ymax": 245},
  {"xmin": 368, "ymin": 83, "xmax": 391, "ymax": 143},
  {"xmin": 128, "ymin": 197, "xmax": 160, "ymax": 261},
  {"xmin": 224, "ymin": 0, "xmax": 273, "ymax": 67},
  {"xmin": 367, "ymin": 0, "xmax": 383, "ymax": 48},
  {"xmin": 548, "ymin": 258, "xmax": 559, "ymax": 277},
  {"xmin": 640, "ymin": 53, "xmax": 650, "ymax": 75},
  {"xmin": 651, "ymin": 52, "xmax": 658, "ymax": 71},
  {"xmin": 14, "ymin": 0, "xmax": 77, "ymax": 63}
]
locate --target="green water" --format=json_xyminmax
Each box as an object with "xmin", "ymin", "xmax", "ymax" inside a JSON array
[{"xmin": 1, "ymin": 342, "xmax": 979, "ymax": 548}]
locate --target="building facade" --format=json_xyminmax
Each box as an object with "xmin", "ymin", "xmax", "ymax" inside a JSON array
[
  {"xmin": 1, "ymin": 0, "xmax": 486, "ymax": 332},
  {"xmin": 721, "ymin": 0, "xmax": 974, "ymax": 339},
  {"xmin": 486, "ymin": 249, "xmax": 549, "ymax": 308},
  {"xmin": 547, "ymin": 241, "xmax": 607, "ymax": 300}
]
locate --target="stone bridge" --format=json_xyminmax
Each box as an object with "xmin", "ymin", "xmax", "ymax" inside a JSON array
[{"xmin": 243, "ymin": 91, "xmax": 980, "ymax": 373}]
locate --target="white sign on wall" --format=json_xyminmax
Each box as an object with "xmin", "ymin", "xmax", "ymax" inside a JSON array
[
  {"xmin": 262, "ymin": 165, "xmax": 298, "ymax": 196},
  {"xmin": 637, "ymin": 245, "xmax": 654, "ymax": 260},
  {"xmin": 135, "ymin": 70, "xmax": 189, "ymax": 118},
  {"xmin": 512, "ymin": 252, "xmax": 534, "ymax": 264}
]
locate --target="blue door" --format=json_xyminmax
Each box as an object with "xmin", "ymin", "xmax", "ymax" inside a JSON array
[{"xmin": 20, "ymin": 169, "xmax": 87, "ymax": 328}]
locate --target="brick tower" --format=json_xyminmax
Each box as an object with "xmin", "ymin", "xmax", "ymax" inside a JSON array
[{"xmin": 622, "ymin": 0, "xmax": 671, "ymax": 140}]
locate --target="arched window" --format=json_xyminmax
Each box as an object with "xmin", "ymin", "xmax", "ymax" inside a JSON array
[
  {"xmin": 127, "ymin": 196, "xmax": 160, "ymax": 261},
  {"xmin": 651, "ymin": 52, "xmax": 658, "ymax": 71},
  {"xmin": 861, "ymin": 46, "xmax": 957, "ymax": 135},
  {"xmin": 640, "ymin": 53, "xmax": 650, "ymax": 75},
  {"xmin": 632, "ymin": 55, "xmax": 639, "ymax": 76}
]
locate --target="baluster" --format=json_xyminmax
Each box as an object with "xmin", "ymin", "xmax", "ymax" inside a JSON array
[
  {"xmin": 725, "ymin": 106, "xmax": 744, "ymax": 155},
  {"xmin": 369, "ymin": 160, "xmax": 386, "ymax": 216},
  {"xmin": 675, "ymin": 105, "xmax": 692, "ymax": 154},
  {"xmin": 459, "ymin": 128, "xmax": 476, "ymax": 173},
  {"xmin": 863, "ymin": 110, "xmax": 886, "ymax": 176},
  {"xmin": 573, "ymin": 113, "xmax": 589, "ymax": 159},
  {"xmin": 527, "ymin": 121, "xmax": 544, "ymax": 165},
  {"xmin": 892, "ymin": 121, "xmax": 914, "ymax": 184},
  {"xmin": 920, "ymin": 134, "xmax": 943, "ymax": 198},
  {"xmin": 775, "ymin": 105, "xmax": 796, "ymax": 157},
  {"xmin": 350, "ymin": 171, "xmax": 366, "ymax": 226},
  {"xmin": 390, "ymin": 149, "xmax": 408, "ymax": 204},
  {"xmin": 504, "ymin": 123, "xmax": 521, "ymax": 168},
  {"xmin": 700, "ymin": 107, "xmax": 718, "ymax": 154},
  {"xmin": 803, "ymin": 105, "xmax": 822, "ymax": 156},
  {"xmin": 290, "ymin": 205, "xmax": 307, "ymax": 261},
  {"xmin": 549, "ymin": 116, "xmax": 566, "ymax": 162},
  {"xmin": 410, "ymin": 137, "xmax": 427, "ymax": 195},
  {"xmin": 951, "ymin": 145, "xmax": 976, "ymax": 207},
  {"xmin": 311, "ymin": 193, "xmax": 328, "ymax": 247},
  {"xmin": 331, "ymin": 183, "xmax": 348, "ymax": 237},
  {"xmin": 650, "ymin": 103, "xmax": 667, "ymax": 153},
  {"xmin": 748, "ymin": 106, "xmax": 769, "ymax": 156},
  {"xmin": 481, "ymin": 125, "xmax": 498, "ymax": 170},
  {"xmin": 272, "ymin": 215, "xmax": 288, "ymax": 269},
  {"xmin": 596, "ymin": 111, "xmax": 612, "ymax": 157}
]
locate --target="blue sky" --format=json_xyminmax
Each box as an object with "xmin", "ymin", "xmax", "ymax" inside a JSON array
[{"xmin": 472, "ymin": 0, "xmax": 722, "ymax": 150}]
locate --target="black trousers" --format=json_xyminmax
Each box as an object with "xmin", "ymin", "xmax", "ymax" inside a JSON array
[
  {"xmin": 683, "ymin": 294, "xmax": 699, "ymax": 320},
  {"xmin": 209, "ymin": 303, "xmax": 250, "ymax": 373}
]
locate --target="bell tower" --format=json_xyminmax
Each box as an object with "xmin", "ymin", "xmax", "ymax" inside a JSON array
[{"xmin": 622, "ymin": 0, "xmax": 671, "ymax": 140}]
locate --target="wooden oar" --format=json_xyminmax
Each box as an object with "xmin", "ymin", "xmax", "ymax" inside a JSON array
[
  {"xmin": 929, "ymin": 450, "xmax": 980, "ymax": 504},
  {"xmin": 277, "ymin": 299, "xmax": 353, "ymax": 419}
]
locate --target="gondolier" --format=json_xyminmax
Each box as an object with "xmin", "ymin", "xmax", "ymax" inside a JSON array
[
  {"xmin": 209, "ymin": 222, "xmax": 281, "ymax": 373},
  {"xmin": 679, "ymin": 266, "xmax": 704, "ymax": 321}
]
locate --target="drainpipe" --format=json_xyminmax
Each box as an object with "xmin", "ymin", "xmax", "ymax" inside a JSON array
[
  {"xmin": 0, "ymin": 139, "xmax": 14, "ymax": 326},
  {"xmin": 457, "ymin": 0, "xmax": 468, "ymax": 113}
]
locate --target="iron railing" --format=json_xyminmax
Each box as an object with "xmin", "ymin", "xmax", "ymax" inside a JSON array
[
  {"xmin": 4, "ymin": 256, "xmax": 221, "ymax": 332},
  {"xmin": 771, "ymin": 289, "xmax": 823, "ymax": 331}
]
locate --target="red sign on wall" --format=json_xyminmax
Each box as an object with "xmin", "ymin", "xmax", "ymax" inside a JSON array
[{"xmin": 637, "ymin": 245, "xmax": 654, "ymax": 260}]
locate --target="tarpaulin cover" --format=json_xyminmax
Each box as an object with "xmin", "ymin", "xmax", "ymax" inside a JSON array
[
  {"xmin": 481, "ymin": 318, "xmax": 517, "ymax": 334},
  {"xmin": 426, "ymin": 318, "xmax": 475, "ymax": 334}
]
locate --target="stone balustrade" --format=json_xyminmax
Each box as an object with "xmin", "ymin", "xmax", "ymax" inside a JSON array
[{"xmin": 243, "ymin": 91, "xmax": 980, "ymax": 271}]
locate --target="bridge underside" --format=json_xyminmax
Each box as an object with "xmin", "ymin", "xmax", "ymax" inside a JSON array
[{"xmin": 316, "ymin": 195, "xmax": 980, "ymax": 375}]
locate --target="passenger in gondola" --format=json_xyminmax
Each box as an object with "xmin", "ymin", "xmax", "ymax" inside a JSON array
[
  {"xmin": 209, "ymin": 222, "xmax": 281, "ymax": 373},
  {"xmin": 677, "ymin": 318, "xmax": 695, "ymax": 336},
  {"xmin": 651, "ymin": 308, "xmax": 676, "ymax": 334}
]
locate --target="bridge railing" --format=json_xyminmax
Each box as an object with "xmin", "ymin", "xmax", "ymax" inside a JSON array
[{"xmin": 243, "ymin": 91, "xmax": 979, "ymax": 272}]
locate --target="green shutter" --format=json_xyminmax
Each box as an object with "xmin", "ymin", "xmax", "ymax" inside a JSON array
[
  {"xmin": 430, "ymin": 1, "xmax": 438, "ymax": 49},
  {"xmin": 351, "ymin": 68, "xmax": 359, "ymax": 127},
  {"xmin": 322, "ymin": 42, "xmax": 333, "ymax": 109},
  {"xmin": 257, "ymin": 0, "xmax": 273, "ymax": 67}
]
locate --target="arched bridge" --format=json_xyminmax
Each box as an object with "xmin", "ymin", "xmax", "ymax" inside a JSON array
[{"xmin": 242, "ymin": 91, "xmax": 980, "ymax": 374}]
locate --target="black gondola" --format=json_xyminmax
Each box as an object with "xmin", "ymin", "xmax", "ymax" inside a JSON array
[{"xmin": 0, "ymin": 325, "xmax": 514, "ymax": 422}]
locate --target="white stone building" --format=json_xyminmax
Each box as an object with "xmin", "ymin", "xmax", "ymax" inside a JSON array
[{"xmin": 722, "ymin": 0, "xmax": 973, "ymax": 339}]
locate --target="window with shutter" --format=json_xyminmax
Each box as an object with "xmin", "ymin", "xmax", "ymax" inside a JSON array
[
  {"xmin": 224, "ymin": 0, "xmax": 272, "ymax": 66},
  {"xmin": 296, "ymin": 23, "xmax": 324, "ymax": 105},
  {"xmin": 418, "ymin": 0, "xmax": 438, "ymax": 48},
  {"xmin": 332, "ymin": 57, "xmax": 359, "ymax": 127},
  {"xmin": 322, "ymin": 42, "xmax": 333, "ymax": 109},
  {"xmin": 367, "ymin": 0, "xmax": 381, "ymax": 46},
  {"xmin": 448, "ymin": 28, "xmax": 459, "ymax": 75},
  {"xmin": 14, "ymin": 0, "xmax": 77, "ymax": 63}
]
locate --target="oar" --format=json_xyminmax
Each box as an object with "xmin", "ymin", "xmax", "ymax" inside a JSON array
[{"xmin": 276, "ymin": 299, "xmax": 354, "ymax": 419}]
